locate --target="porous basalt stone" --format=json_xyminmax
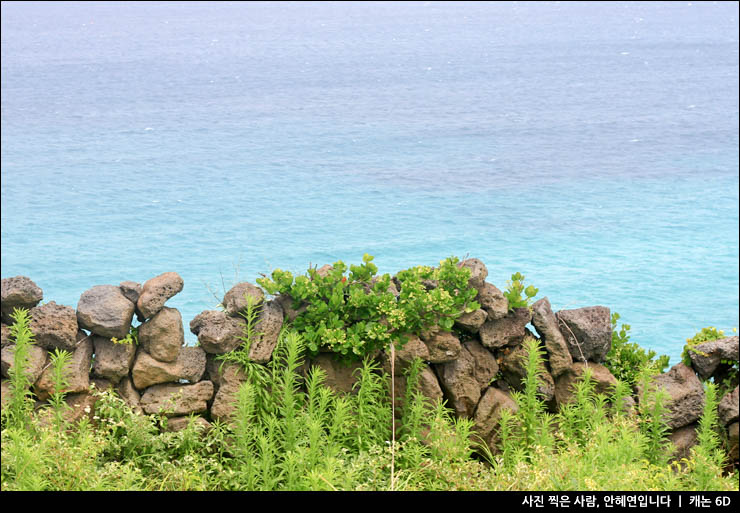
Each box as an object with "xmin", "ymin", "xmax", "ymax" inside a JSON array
[
  {"xmin": 35, "ymin": 335, "xmax": 93, "ymax": 401},
  {"xmin": 454, "ymin": 309, "xmax": 488, "ymax": 333},
  {"xmin": 553, "ymin": 362, "xmax": 617, "ymax": 406},
  {"xmin": 556, "ymin": 306, "xmax": 611, "ymax": 363},
  {"xmin": 209, "ymin": 361, "xmax": 248, "ymax": 422},
  {"xmin": 479, "ymin": 307, "xmax": 532, "ymax": 349},
  {"xmin": 501, "ymin": 344, "xmax": 556, "ymax": 403},
  {"xmin": 247, "ymin": 300, "xmax": 284, "ymax": 363},
  {"xmin": 389, "ymin": 364, "xmax": 443, "ymax": 415},
  {"xmin": 139, "ymin": 381, "xmax": 214, "ymax": 417},
  {"xmin": 164, "ymin": 416, "xmax": 212, "ymax": 433},
  {"xmin": 641, "ymin": 362, "xmax": 705, "ymax": 430},
  {"xmin": 222, "ymin": 282, "xmax": 264, "ymax": 317},
  {"xmin": 687, "ymin": 336, "xmax": 739, "ymax": 380},
  {"xmin": 138, "ymin": 307, "xmax": 184, "ymax": 363},
  {"xmin": 435, "ymin": 340, "xmax": 498, "ymax": 418},
  {"xmin": 116, "ymin": 376, "xmax": 142, "ymax": 414},
  {"xmin": 382, "ymin": 335, "xmax": 431, "ymax": 376},
  {"xmin": 473, "ymin": 387, "xmax": 519, "ymax": 452},
  {"xmin": 92, "ymin": 335, "xmax": 137, "ymax": 384},
  {"xmin": 423, "ymin": 331, "xmax": 462, "ymax": 363},
  {"xmin": 131, "ymin": 346, "xmax": 207, "ymax": 390},
  {"xmin": 275, "ymin": 293, "xmax": 308, "ymax": 323},
  {"xmin": 1, "ymin": 276, "xmax": 43, "ymax": 323},
  {"xmin": 477, "ymin": 282, "xmax": 508, "ymax": 321},
  {"xmin": 137, "ymin": 272, "xmax": 184, "ymax": 320},
  {"xmin": 119, "ymin": 281, "xmax": 142, "ymax": 305},
  {"xmin": 531, "ymin": 297, "xmax": 573, "ymax": 378},
  {"xmin": 1, "ymin": 324, "xmax": 10, "ymax": 348},
  {"xmin": 459, "ymin": 258, "xmax": 488, "ymax": 290},
  {"xmin": 77, "ymin": 285, "xmax": 135, "ymax": 339},
  {"xmin": 305, "ymin": 353, "xmax": 364, "ymax": 395},
  {"xmin": 718, "ymin": 386, "xmax": 739, "ymax": 426},
  {"xmin": 1, "ymin": 342, "xmax": 49, "ymax": 384},
  {"xmin": 30, "ymin": 301, "xmax": 79, "ymax": 352},
  {"xmin": 189, "ymin": 310, "xmax": 246, "ymax": 354},
  {"xmin": 669, "ymin": 423, "xmax": 698, "ymax": 462}
]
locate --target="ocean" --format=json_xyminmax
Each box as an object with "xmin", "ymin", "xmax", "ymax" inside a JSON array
[{"xmin": 2, "ymin": 1, "xmax": 738, "ymax": 366}]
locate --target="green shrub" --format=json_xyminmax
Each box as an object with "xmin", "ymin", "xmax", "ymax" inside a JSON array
[
  {"xmin": 502, "ymin": 272, "xmax": 538, "ymax": 310},
  {"xmin": 257, "ymin": 255, "xmax": 479, "ymax": 359},
  {"xmin": 605, "ymin": 312, "xmax": 669, "ymax": 387}
]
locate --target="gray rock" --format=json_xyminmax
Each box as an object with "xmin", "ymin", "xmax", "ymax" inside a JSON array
[
  {"xmin": 35, "ymin": 335, "xmax": 93, "ymax": 401},
  {"xmin": 131, "ymin": 346, "xmax": 206, "ymax": 390},
  {"xmin": 477, "ymin": 282, "xmax": 508, "ymax": 321},
  {"xmin": 454, "ymin": 309, "xmax": 488, "ymax": 333},
  {"xmin": 315, "ymin": 264, "xmax": 333, "ymax": 278},
  {"xmin": 718, "ymin": 386, "xmax": 739, "ymax": 426},
  {"xmin": 554, "ymin": 362, "xmax": 618, "ymax": 406},
  {"xmin": 138, "ymin": 307, "xmax": 184, "ymax": 363},
  {"xmin": 435, "ymin": 340, "xmax": 498, "ymax": 418},
  {"xmin": 479, "ymin": 307, "xmax": 532, "ymax": 349},
  {"xmin": 222, "ymin": 282, "xmax": 264, "ymax": 317},
  {"xmin": 247, "ymin": 300, "xmax": 284, "ymax": 363},
  {"xmin": 501, "ymin": 343, "xmax": 556, "ymax": 403},
  {"xmin": 728, "ymin": 422, "xmax": 739, "ymax": 462},
  {"xmin": 92, "ymin": 335, "xmax": 137, "ymax": 384},
  {"xmin": 119, "ymin": 281, "xmax": 142, "ymax": 304},
  {"xmin": 531, "ymin": 297, "xmax": 573, "ymax": 378},
  {"xmin": 1, "ymin": 276, "xmax": 43, "ymax": 323},
  {"xmin": 30, "ymin": 301, "xmax": 79, "ymax": 352},
  {"xmin": 1, "ymin": 324, "xmax": 10, "ymax": 348},
  {"xmin": 642, "ymin": 363, "xmax": 705, "ymax": 430},
  {"xmin": 687, "ymin": 336, "xmax": 739, "ymax": 380},
  {"xmin": 1, "ymin": 342, "xmax": 49, "ymax": 384},
  {"xmin": 137, "ymin": 272, "xmax": 184, "ymax": 320},
  {"xmin": 189, "ymin": 310, "xmax": 246, "ymax": 354},
  {"xmin": 459, "ymin": 258, "xmax": 488, "ymax": 290},
  {"xmin": 77, "ymin": 285, "xmax": 135, "ymax": 339},
  {"xmin": 423, "ymin": 331, "xmax": 462, "ymax": 363},
  {"xmin": 139, "ymin": 381, "xmax": 214, "ymax": 417},
  {"xmin": 556, "ymin": 306, "xmax": 611, "ymax": 363}
]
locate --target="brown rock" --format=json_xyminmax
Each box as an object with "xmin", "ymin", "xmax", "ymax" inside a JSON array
[
  {"xmin": 92, "ymin": 335, "xmax": 137, "ymax": 384},
  {"xmin": 728, "ymin": 422, "xmax": 739, "ymax": 462},
  {"xmin": 222, "ymin": 282, "xmax": 264, "ymax": 317},
  {"xmin": 275, "ymin": 293, "xmax": 307, "ymax": 323},
  {"xmin": 389, "ymin": 364, "xmax": 443, "ymax": 415},
  {"xmin": 473, "ymin": 387, "xmax": 519, "ymax": 452},
  {"xmin": 454, "ymin": 309, "xmax": 488, "ymax": 333},
  {"xmin": 382, "ymin": 335, "xmax": 430, "ymax": 375},
  {"xmin": 164, "ymin": 416, "xmax": 212, "ymax": 433},
  {"xmin": 189, "ymin": 310, "xmax": 246, "ymax": 354},
  {"xmin": 35, "ymin": 335, "xmax": 93, "ymax": 401},
  {"xmin": 248, "ymin": 300, "xmax": 284, "ymax": 363},
  {"xmin": 131, "ymin": 346, "xmax": 206, "ymax": 390},
  {"xmin": 29, "ymin": 301, "xmax": 79, "ymax": 352},
  {"xmin": 76, "ymin": 285, "xmax": 135, "ymax": 339},
  {"xmin": 718, "ymin": 386, "xmax": 739, "ymax": 426},
  {"xmin": 1, "ymin": 276, "xmax": 43, "ymax": 323},
  {"xmin": 556, "ymin": 306, "xmax": 611, "ymax": 363},
  {"xmin": 137, "ymin": 272, "xmax": 184, "ymax": 320},
  {"xmin": 554, "ymin": 362, "xmax": 618, "ymax": 406},
  {"xmin": 116, "ymin": 376, "xmax": 142, "ymax": 414},
  {"xmin": 501, "ymin": 343, "xmax": 556, "ymax": 403},
  {"xmin": 459, "ymin": 258, "xmax": 488, "ymax": 290},
  {"xmin": 119, "ymin": 281, "xmax": 142, "ymax": 304},
  {"xmin": 139, "ymin": 381, "xmax": 214, "ymax": 417},
  {"xmin": 138, "ymin": 307, "xmax": 184, "ymax": 363},
  {"xmin": 477, "ymin": 282, "xmax": 508, "ymax": 321},
  {"xmin": 1, "ymin": 379, "xmax": 10, "ymax": 410},
  {"xmin": 423, "ymin": 331, "xmax": 462, "ymax": 363},
  {"xmin": 687, "ymin": 336, "xmax": 739, "ymax": 380},
  {"xmin": 1, "ymin": 342, "xmax": 48, "ymax": 384},
  {"xmin": 210, "ymin": 361, "xmax": 249, "ymax": 422},
  {"xmin": 669, "ymin": 423, "xmax": 698, "ymax": 462},
  {"xmin": 305, "ymin": 353, "xmax": 364, "ymax": 395},
  {"xmin": 479, "ymin": 307, "xmax": 532, "ymax": 349},
  {"xmin": 531, "ymin": 297, "xmax": 573, "ymax": 377},
  {"xmin": 435, "ymin": 340, "xmax": 498, "ymax": 418},
  {"xmin": 641, "ymin": 363, "xmax": 704, "ymax": 430},
  {"xmin": 1, "ymin": 324, "xmax": 10, "ymax": 348}
]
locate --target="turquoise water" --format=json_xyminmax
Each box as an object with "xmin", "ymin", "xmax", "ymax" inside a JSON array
[{"xmin": 2, "ymin": 1, "xmax": 738, "ymax": 365}]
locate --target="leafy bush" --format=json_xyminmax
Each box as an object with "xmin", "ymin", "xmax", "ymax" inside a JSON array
[
  {"xmin": 502, "ymin": 272, "xmax": 538, "ymax": 310},
  {"xmin": 257, "ymin": 254, "xmax": 480, "ymax": 359},
  {"xmin": 605, "ymin": 312, "xmax": 669, "ymax": 387}
]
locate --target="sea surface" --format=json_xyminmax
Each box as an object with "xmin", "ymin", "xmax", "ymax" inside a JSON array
[{"xmin": 2, "ymin": 1, "xmax": 738, "ymax": 366}]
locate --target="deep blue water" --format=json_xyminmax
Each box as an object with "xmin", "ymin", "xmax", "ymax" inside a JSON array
[{"xmin": 2, "ymin": 1, "xmax": 738, "ymax": 366}]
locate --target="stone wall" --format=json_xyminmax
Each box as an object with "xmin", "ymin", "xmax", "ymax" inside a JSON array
[{"xmin": 1, "ymin": 261, "xmax": 738, "ymax": 464}]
